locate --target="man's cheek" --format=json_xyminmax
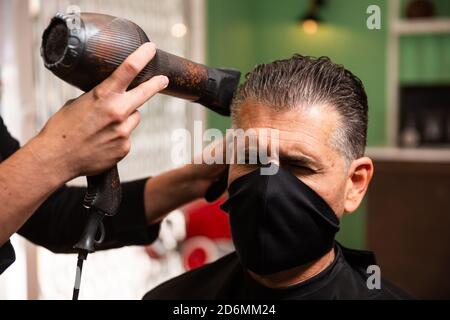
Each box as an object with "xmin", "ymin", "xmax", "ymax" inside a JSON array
[
  {"xmin": 325, "ymin": 186, "xmax": 347, "ymax": 218},
  {"xmin": 304, "ymin": 179, "xmax": 346, "ymax": 217}
]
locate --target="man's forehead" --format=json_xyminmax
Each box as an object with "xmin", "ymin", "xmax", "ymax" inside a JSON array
[{"xmin": 234, "ymin": 100, "xmax": 340, "ymax": 155}]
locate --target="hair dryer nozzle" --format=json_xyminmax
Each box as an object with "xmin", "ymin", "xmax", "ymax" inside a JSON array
[
  {"xmin": 196, "ymin": 68, "xmax": 241, "ymax": 116},
  {"xmin": 41, "ymin": 13, "xmax": 86, "ymax": 75}
]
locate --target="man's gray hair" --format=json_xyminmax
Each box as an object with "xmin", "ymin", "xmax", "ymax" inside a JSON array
[{"xmin": 230, "ymin": 54, "xmax": 368, "ymax": 163}]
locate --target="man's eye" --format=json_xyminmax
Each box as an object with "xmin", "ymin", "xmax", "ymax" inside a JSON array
[
  {"xmin": 241, "ymin": 151, "xmax": 264, "ymax": 165},
  {"xmin": 288, "ymin": 164, "xmax": 316, "ymax": 174}
]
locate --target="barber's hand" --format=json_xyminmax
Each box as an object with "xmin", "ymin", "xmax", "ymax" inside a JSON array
[
  {"xmin": 144, "ymin": 137, "xmax": 228, "ymax": 225},
  {"xmin": 33, "ymin": 43, "xmax": 168, "ymax": 180},
  {"xmin": 186, "ymin": 136, "xmax": 229, "ymax": 199}
]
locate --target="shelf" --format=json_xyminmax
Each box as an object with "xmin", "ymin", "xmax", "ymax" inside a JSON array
[
  {"xmin": 366, "ymin": 147, "xmax": 450, "ymax": 163},
  {"xmin": 392, "ymin": 18, "xmax": 450, "ymax": 35}
]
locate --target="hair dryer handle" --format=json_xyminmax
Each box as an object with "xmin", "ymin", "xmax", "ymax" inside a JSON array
[
  {"xmin": 74, "ymin": 166, "xmax": 122, "ymax": 253},
  {"xmin": 83, "ymin": 166, "xmax": 122, "ymax": 216}
]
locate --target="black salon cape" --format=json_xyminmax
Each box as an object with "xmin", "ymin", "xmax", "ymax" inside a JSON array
[
  {"xmin": 144, "ymin": 243, "xmax": 411, "ymax": 300},
  {"xmin": 0, "ymin": 116, "xmax": 160, "ymax": 275}
]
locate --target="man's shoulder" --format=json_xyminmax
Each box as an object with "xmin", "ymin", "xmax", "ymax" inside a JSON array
[
  {"xmin": 143, "ymin": 252, "xmax": 240, "ymax": 300},
  {"xmin": 338, "ymin": 243, "xmax": 413, "ymax": 300}
]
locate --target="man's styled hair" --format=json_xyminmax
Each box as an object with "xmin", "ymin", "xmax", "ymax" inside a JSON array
[{"xmin": 230, "ymin": 54, "xmax": 368, "ymax": 162}]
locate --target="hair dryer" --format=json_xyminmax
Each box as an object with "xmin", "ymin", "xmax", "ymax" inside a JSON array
[
  {"xmin": 42, "ymin": 12, "xmax": 240, "ymax": 115},
  {"xmin": 41, "ymin": 12, "xmax": 239, "ymax": 300}
]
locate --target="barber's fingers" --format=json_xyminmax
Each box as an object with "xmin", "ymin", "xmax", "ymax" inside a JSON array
[
  {"xmin": 124, "ymin": 74, "xmax": 169, "ymax": 114},
  {"xmin": 110, "ymin": 110, "xmax": 141, "ymax": 139},
  {"xmin": 124, "ymin": 110, "xmax": 142, "ymax": 133},
  {"xmin": 100, "ymin": 42, "xmax": 157, "ymax": 93}
]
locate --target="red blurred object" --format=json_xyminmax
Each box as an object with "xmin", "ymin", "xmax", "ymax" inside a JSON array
[
  {"xmin": 182, "ymin": 236, "xmax": 219, "ymax": 270},
  {"xmin": 187, "ymin": 248, "xmax": 207, "ymax": 269},
  {"xmin": 181, "ymin": 197, "xmax": 232, "ymax": 270},
  {"xmin": 184, "ymin": 197, "xmax": 231, "ymax": 240},
  {"xmin": 145, "ymin": 197, "xmax": 233, "ymax": 271}
]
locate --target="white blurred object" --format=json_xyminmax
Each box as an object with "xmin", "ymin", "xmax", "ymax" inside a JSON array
[
  {"xmin": 145, "ymin": 210, "xmax": 186, "ymax": 258},
  {"xmin": 423, "ymin": 114, "xmax": 442, "ymax": 142},
  {"xmin": 401, "ymin": 118, "xmax": 420, "ymax": 147},
  {"xmin": 171, "ymin": 23, "xmax": 187, "ymax": 38},
  {"xmin": 159, "ymin": 210, "xmax": 187, "ymax": 251},
  {"xmin": 28, "ymin": 0, "xmax": 41, "ymax": 17}
]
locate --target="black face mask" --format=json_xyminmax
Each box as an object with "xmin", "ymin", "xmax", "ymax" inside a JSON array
[{"xmin": 220, "ymin": 165, "xmax": 340, "ymax": 275}]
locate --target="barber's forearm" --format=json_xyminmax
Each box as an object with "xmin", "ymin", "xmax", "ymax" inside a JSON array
[
  {"xmin": 144, "ymin": 165, "xmax": 206, "ymax": 225},
  {"xmin": 0, "ymin": 136, "xmax": 70, "ymax": 245}
]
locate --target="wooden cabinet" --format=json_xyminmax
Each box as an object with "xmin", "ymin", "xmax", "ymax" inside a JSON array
[{"xmin": 367, "ymin": 149, "xmax": 450, "ymax": 299}]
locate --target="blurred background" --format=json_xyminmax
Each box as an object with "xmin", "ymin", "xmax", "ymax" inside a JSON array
[{"xmin": 0, "ymin": 0, "xmax": 449, "ymax": 299}]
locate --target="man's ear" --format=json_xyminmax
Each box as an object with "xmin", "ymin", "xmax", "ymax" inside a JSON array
[{"xmin": 343, "ymin": 157, "xmax": 374, "ymax": 214}]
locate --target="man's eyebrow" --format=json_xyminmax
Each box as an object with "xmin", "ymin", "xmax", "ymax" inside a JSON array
[
  {"xmin": 239, "ymin": 146, "xmax": 322, "ymax": 167},
  {"xmin": 279, "ymin": 153, "xmax": 320, "ymax": 167}
]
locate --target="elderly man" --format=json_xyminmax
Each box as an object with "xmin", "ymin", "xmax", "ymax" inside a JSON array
[{"xmin": 144, "ymin": 55, "xmax": 410, "ymax": 300}]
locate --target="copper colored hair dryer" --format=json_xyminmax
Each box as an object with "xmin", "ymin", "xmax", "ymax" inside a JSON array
[{"xmin": 41, "ymin": 12, "xmax": 240, "ymax": 115}]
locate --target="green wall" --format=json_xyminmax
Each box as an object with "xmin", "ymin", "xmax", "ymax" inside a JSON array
[
  {"xmin": 205, "ymin": 0, "xmax": 450, "ymax": 249},
  {"xmin": 400, "ymin": 33, "xmax": 450, "ymax": 84},
  {"xmin": 207, "ymin": 0, "xmax": 387, "ymax": 146}
]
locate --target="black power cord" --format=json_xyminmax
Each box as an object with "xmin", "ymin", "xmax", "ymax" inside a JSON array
[
  {"xmin": 72, "ymin": 250, "xmax": 88, "ymax": 300},
  {"xmin": 71, "ymin": 211, "xmax": 106, "ymax": 300}
]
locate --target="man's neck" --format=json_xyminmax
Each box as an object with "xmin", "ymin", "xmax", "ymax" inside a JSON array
[{"xmin": 248, "ymin": 248, "xmax": 336, "ymax": 289}]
